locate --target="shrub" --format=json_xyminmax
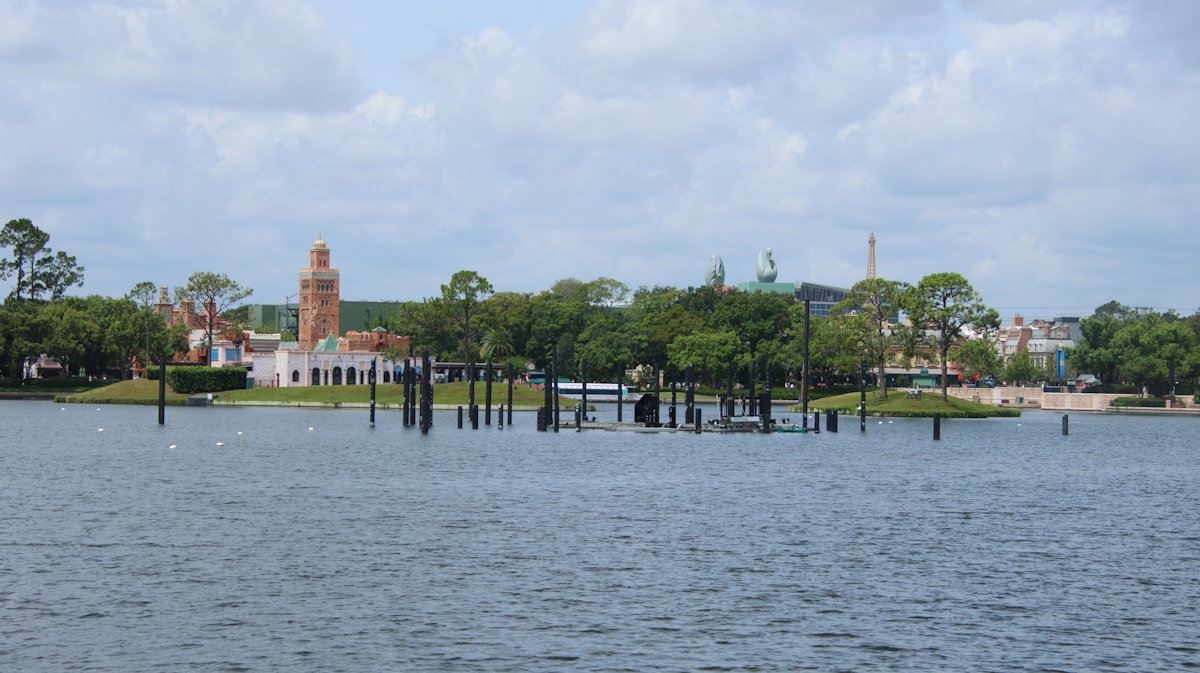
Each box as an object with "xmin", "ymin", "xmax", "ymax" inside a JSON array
[
  {"xmin": 145, "ymin": 366, "xmax": 247, "ymax": 394},
  {"xmin": 1110, "ymin": 397, "xmax": 1165, "ymax": 408}
]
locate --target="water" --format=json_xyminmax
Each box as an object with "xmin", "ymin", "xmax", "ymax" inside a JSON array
[{"xmin": 2, "ymin": 400, "xmax": 1199, "ymax": 671}]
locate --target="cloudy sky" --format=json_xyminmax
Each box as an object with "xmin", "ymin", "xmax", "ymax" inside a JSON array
[{"xmin": 2, "ymin": 0, "xmax": 1198, "ymax": 321}]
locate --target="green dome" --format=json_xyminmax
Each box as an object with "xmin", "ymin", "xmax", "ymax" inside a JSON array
[{"xmin": 314, "ymin": 335, "xmax": 339, "ymax": 352}]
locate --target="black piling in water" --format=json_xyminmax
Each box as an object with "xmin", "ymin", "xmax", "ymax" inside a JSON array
[
  {"xmin": 581, "ymin": 360, "xmax": 588, "ymax": 421},
  {"xmin": 575, "ymin": 404, "xmax": 582, "ymax": 432},
  {"xmin": 485, "ymin": 361, "xmax": 493, "ymax": 426},
  {"xmin": 812, "ymin": 409, "xmax": 820, "ymax": 433},
  {"xmin": 933, "ymin": 413, "xmax": 941, "ymax": 440},
  {"xmin": 370, "ymin": 360, "xmax": 377, "ymax": 428},
  {"xmin": 860, "ymin": 358, "xmax": 867, "ymax": 433},
  {"xmin": 157, "ymin": 357, "xmax": 167, "ymax": 425},
  {"xmin": 760, "ymin": 391, "xmax": 772, "ymax": 434},
  {"xmin": 420, "ymin": 350, "xmax": 432, "ymax": 434},
  {"xmin": 458, "ymin": 406, "xmax": 464, "ymax": 429},
  {"xmin": 506, "ymin": 364, "xmax": 514, "ymax": 426},
  {"xmin": 543, "ymin": 359, "xmax": 552, "ymax": 432},
  {"xmin": 617, "ymin": 363, "xmax": 624, "ymax": 423},
  {"xmin": 727, "ymin": 363, "xmax": 735, "ymax": 420},
  {"xmin": 553, "ymin": 346, "xmax": 560, "ymax": 433},
  {"xmin": 1062, "ymin": 414, "xmax": 1069, "ymax": 436},
  {"xmin": 468, "ymin": 362, "xmax": 476, "ymax": 416},
  {"xmin": 668, "ymin": 406, "xmax": 676, "ymax": 427},
  {"xmin": 498, "ymin": 404, "xmax": 504, "ymax": 430},
  {"xmin": 802, "ymin": 298, "xmax": 810, "ymax": 428},
  {"xmin": 685, "ymin": 363, "xmax": 695, "ymax": 426},
  {"xmin": 749, "ymin": 360, "xmax": 757, "ymax": 417},
  {"xmin": 653, "ymin": 357, "xmax": 661, "ymax": 427},
  {"xmin": 695, "ymin": 408, "xmax": 702, "ymax": 434}
]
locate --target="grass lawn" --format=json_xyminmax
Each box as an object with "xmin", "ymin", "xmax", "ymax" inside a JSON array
[
  {"xmin": 59, "ymin": 379, "xmax": 573, "ymax": 408},
  {"xmin": 56, "ymin": 379, "xmax": 191, "ymax": 405},
  {"xmin": 794, "ymin": 390, "xmax": 1020, "ymax": 418}
]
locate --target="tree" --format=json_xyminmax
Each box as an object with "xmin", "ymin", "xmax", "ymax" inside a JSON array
[
  {"xmin": 480, "ymin": 328, "xmax": 514, "ymax": 362},
  {"xmin": 0, "ymin": 218, "xmax": 50, "ymax": 302},
  {"xmin": 1112, "ymin": 311, "xmax": 1196, "ymax": 396},
  {"xmin": 128, "ymin": 281, "xmax": 158, "ymax": 371},
  {"xmin": 957, "ymin": 338, "xmax": 1003, "ymax": 383},
  {"xmin": 37, "ymin": 251, "xmax": 85, "ymax": 301},
  {"xmin": 904, "ymin": 272, "xmax": 990, "ymax": 401},
  {"xmin": 440, "ymin": 270, "xmax": 493, "ymax": 365},
  {"xmin": 830, "ymin": 278, "xmax": 911, "ymax": 400},
  {"xmin": 175, "ymin": 272, "xmax": 253, "ymax": 366},
  {"xmin": 1002, "ymin": 347, "xmax": 1039, "ymax": 385},
  {"xmin": 666, "ymin": 330, "xmax": 745, "ymax": 388},
  {"xmin": 1068, "ymin": 301, "xmax": 1130, "ymax": 383}
]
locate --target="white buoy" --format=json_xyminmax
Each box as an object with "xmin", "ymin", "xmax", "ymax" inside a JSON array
[
  {"xmin": 216, "ymin": 442, "xmax": 224, "ymax": 446},
  {"xmin": 308, "ymin": 427, "xmax": 314, "ymax": 431},
  {"xmin": 61, "ymin": 407, "xmax": 65, "ymax": 411},
  {"xmin": 169, "ymin": 444, "xmax": 177, "ymax": 449},
  {"xmin": 98, "ymin": 428, "xmax": 104, "ymax": 432},
  {"xmin": 237, "ymin": 431, "xmax": 243, "ymax": 436}
]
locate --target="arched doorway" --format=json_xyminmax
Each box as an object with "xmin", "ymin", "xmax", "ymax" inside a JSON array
[
  {"xmin": 311, "ymin": 368, "xmax": 320, "ymax": 386},
  {"xmin": 346, "ymin": 367, "xmax": 356, "ymax": 385},
  {"xmin": 292, "ymin": 370, "xmax": 300, "ymax": 383},
  {"xmin": 332, "ymin": 366, "xmax": 342, "ymax": 385},
  {"xmin": 383, "ymin": 370, "xmax": 390, "ymax": 383}
]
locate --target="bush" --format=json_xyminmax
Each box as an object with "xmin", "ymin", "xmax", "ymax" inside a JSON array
[
  {"xmin": 1083, "ymin": 383, "xmax": 1140, "ymax": 394},
  {"xmin": 145, "ymin": 366, "xmax": 247, "ymax": 394},
  {"xmin": 1110, "ymin": 397, "xmax": 1166, "ymax": 408}
]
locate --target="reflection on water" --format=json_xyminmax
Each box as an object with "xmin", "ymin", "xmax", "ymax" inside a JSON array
[{"xmin": 2, "ymin": 400, "xmax": 1198, "ymax": 671}]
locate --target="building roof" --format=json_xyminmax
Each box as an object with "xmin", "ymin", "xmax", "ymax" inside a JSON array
[{"xmin": 314, "ymin": 335, "xmax": 339, "ymax": 352}]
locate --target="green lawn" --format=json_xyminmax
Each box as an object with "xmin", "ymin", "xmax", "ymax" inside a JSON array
[
  {"xmin": 794, "ymin": 390, "xmax": 1020, "ymax": 418},
  {"xmin": 59, "ymin": 379, "xmax": 573, "ymax": 408},
  {"xmin": 56, "ymin": 378, "xmax": 191, "ymax": 405}
]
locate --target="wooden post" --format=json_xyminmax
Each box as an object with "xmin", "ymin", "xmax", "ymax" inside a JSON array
[
  {"xmin": 157, "ymin": 358, "xmax": 167, "ymax": 425},
  {"xmin": 933, "ymin": 413, "xmax": 941, "ymax": 441},
  {"xmin": 802, "ymin": 298, "xmax": 810, "ymax": 429},
  {"xmin": 369, "ymin": 360, "xmax": 376, "ymax": 428},
  {"xmin": 506, "ymin": 363, "xmax": 514, "ymax": 426},
  {"xmin": 485, "ymin": 361, "xmax": 493, "ymax": 426}
]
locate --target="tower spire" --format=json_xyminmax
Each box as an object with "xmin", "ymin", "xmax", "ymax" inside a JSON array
[{"xmin": 867, "ymin": 232, "xmax": 877, "ymax": 279}]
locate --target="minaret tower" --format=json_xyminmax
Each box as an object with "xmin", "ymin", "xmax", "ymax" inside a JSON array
[
  {"xmin": 298, "ymin": 234, "xmax": 340, "ymax": 351},
  {"xmin": 867, "ymin": 232, "xmax": 877, "ymax": 280}
]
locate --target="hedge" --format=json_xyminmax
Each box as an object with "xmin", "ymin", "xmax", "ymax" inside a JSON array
[
  {"xmin": 1110, "ymin": 397, "xmax": 1166, "ymax": 408},
  {"xmin": 145, "ymin": 366, "xmax": 247, "ymax": 394}
]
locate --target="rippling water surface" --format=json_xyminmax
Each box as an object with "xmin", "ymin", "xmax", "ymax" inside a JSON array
[{"xmin": 2, "ymin": 400, "xmax": 1199, "ymax": 671}]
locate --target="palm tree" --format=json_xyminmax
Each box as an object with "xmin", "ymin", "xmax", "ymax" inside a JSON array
[{"xmin": 481, "ymin": 328, "xmax": 514, "ymax": 362}]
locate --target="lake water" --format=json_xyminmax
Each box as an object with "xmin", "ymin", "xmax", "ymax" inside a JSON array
[{"xmin": 2, "ymin": 400, "xmax": 1198, "ymax": 671}]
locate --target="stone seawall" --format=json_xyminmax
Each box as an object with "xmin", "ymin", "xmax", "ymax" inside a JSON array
[{"xmin": 943, "ymin": 386, "xmax": 1195, "ymax": 412}]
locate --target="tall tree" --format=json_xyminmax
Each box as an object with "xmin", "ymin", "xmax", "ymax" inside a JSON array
[
  {"xmin": 904, "ymin": 272, "xmax": 990, "ymax": 401},
  {"xmin": 128, "ymin": 281, "xmax": 158, "ymax": 370},
  {"xmin": 0, "ymin": 218, "xmax": 50, "ymax": 302},
  {"xmin": 1002, "ymin": 347, "xmax": 1039, "ymax": 385},
  {"xmin": 175, "ymin": 272, "xmax": 253, "ymax": 366},
  {"xmin": 440, "ymin": 270, "xmax": 493, "ymax": 365},
  {"xmin": 35, "ymin": 251, "xmax": 85, "ymax": 301},
  {"xmin": 830, "ymin": 278, "xmax": 911, "ymax": 400}
]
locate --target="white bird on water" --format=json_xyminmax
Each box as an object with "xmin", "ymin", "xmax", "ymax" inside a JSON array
[
  {"xmin": 308, "ymin": 427, "xmax": 314, "ymax": 431},
  {"xmin": 237, "ymin": 431, "xmax": 243, "ymax": 436},
  {"xmin": 216, "ymin": 442, "xmax": 224, "ymax": 446},
  {"xmin": 169, "ymin": 444, "xmax": 177, "ymax": 449}
]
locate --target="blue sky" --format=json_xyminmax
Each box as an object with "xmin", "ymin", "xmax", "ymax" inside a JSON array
[{"xmin": 1, "ymin": 0, "xmax": 1197, "ymax": 322}]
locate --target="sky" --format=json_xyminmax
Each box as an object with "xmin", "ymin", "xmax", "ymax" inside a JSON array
[{"xmin": 2, "ymin": 0, "xmax": 1198, "ymax": 322}]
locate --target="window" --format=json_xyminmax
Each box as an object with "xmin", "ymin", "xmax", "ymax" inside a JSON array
[
  {"xmin": 346, "ymin": 367, "xmax": 356, "ymax": 385},
  {"xmin": 292, "ymin": 370, "xmax": 300, "ymax": 382},
  {"xmin": 332, "ymin": 367, "xmax": 342, "ymax": 385}
]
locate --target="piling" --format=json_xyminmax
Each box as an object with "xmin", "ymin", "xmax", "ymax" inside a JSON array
[
  {"xmin": 1062, "ymin": 414, "xmax": 1069, "ymax": 436},
  {"xmin": 933, "ymin": 413, "xmax": 941, "ymax": 441},
  {"xmin": 581, "ymin": 360, "xmax": 588, "ymax": 421},
  {"xmin": 695, "ymin": 408, "xmax": 702, "ymax": 434},
  {"xmin": 369, "ymin": 360, "xmax": 377, "ymax": 428},
  {"xmin": 760, "ymin": 391, "xmax": 772, "ymax": 434},
  {"xmin": 749, "ymin": 360, "xmax": 757, "ymax": 417},
  {"xmin": 420, "ymin": 350, "xmax": 432, "ymax": 434},
  {"xmin": 485, "ymin": 361, "xmax": 493, "ymax": 426},
  {"xmin": 617, "ymin": 363, "xmax": 624, "ymax": 423},
  {"xmin": 575, "ymin": 404, "xmax": 582, "ymax": 432},
  {"xmin": 802, "ymin": 298, "xmax": 810, "ymax": 427},
  {"xmin": 468, "ymin": 362, "xmax": 476, "ymax": 417},
  {"xmin": 653, "ymin": 357, "xmax": 661, "ymax": 426},
  {"xmin": 498, "ymin": 404, "xmax": 504, "ymax": 430},
  {"xmin": 813, "ymin": 409, "xmax": 820, "ymax": 433},
  {"xmin": 860, "ymin": 358, "xmax": 867, "ymax": 433},
  {"xmin": 506, "ymin": 364, "xmax": 514, "ymax": 426},
  {"xmin": 458, "ymin": 406, "xmax": 464, "ymax": 429},
  {"xmin": 685, "ymin": 364, "xmax": 695, "ymax": 426},
  {"xmin": 553, "ymin": 345, "xmax": 560, "ymax": 432},
  {"xmin": 157, "ymin": 358, "xmax": 167, "ymax": 425},
  {"xmin": 472, "ymin": 405, "xmax": 479, "ymax": 430}
]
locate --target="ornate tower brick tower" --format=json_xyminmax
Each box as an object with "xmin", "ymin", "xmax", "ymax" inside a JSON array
[
  {"xmin": 867, "ymin": 232, "xmax": 877, "ymax": 280},
  {"xmin": 298, "ymin": 234, "xmax": 340, "ymax": 351}
]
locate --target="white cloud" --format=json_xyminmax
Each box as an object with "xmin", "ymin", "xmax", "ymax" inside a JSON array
[{"xmin": 1, "ymin": 0, "xmax": 1198, "ymax": 314}]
